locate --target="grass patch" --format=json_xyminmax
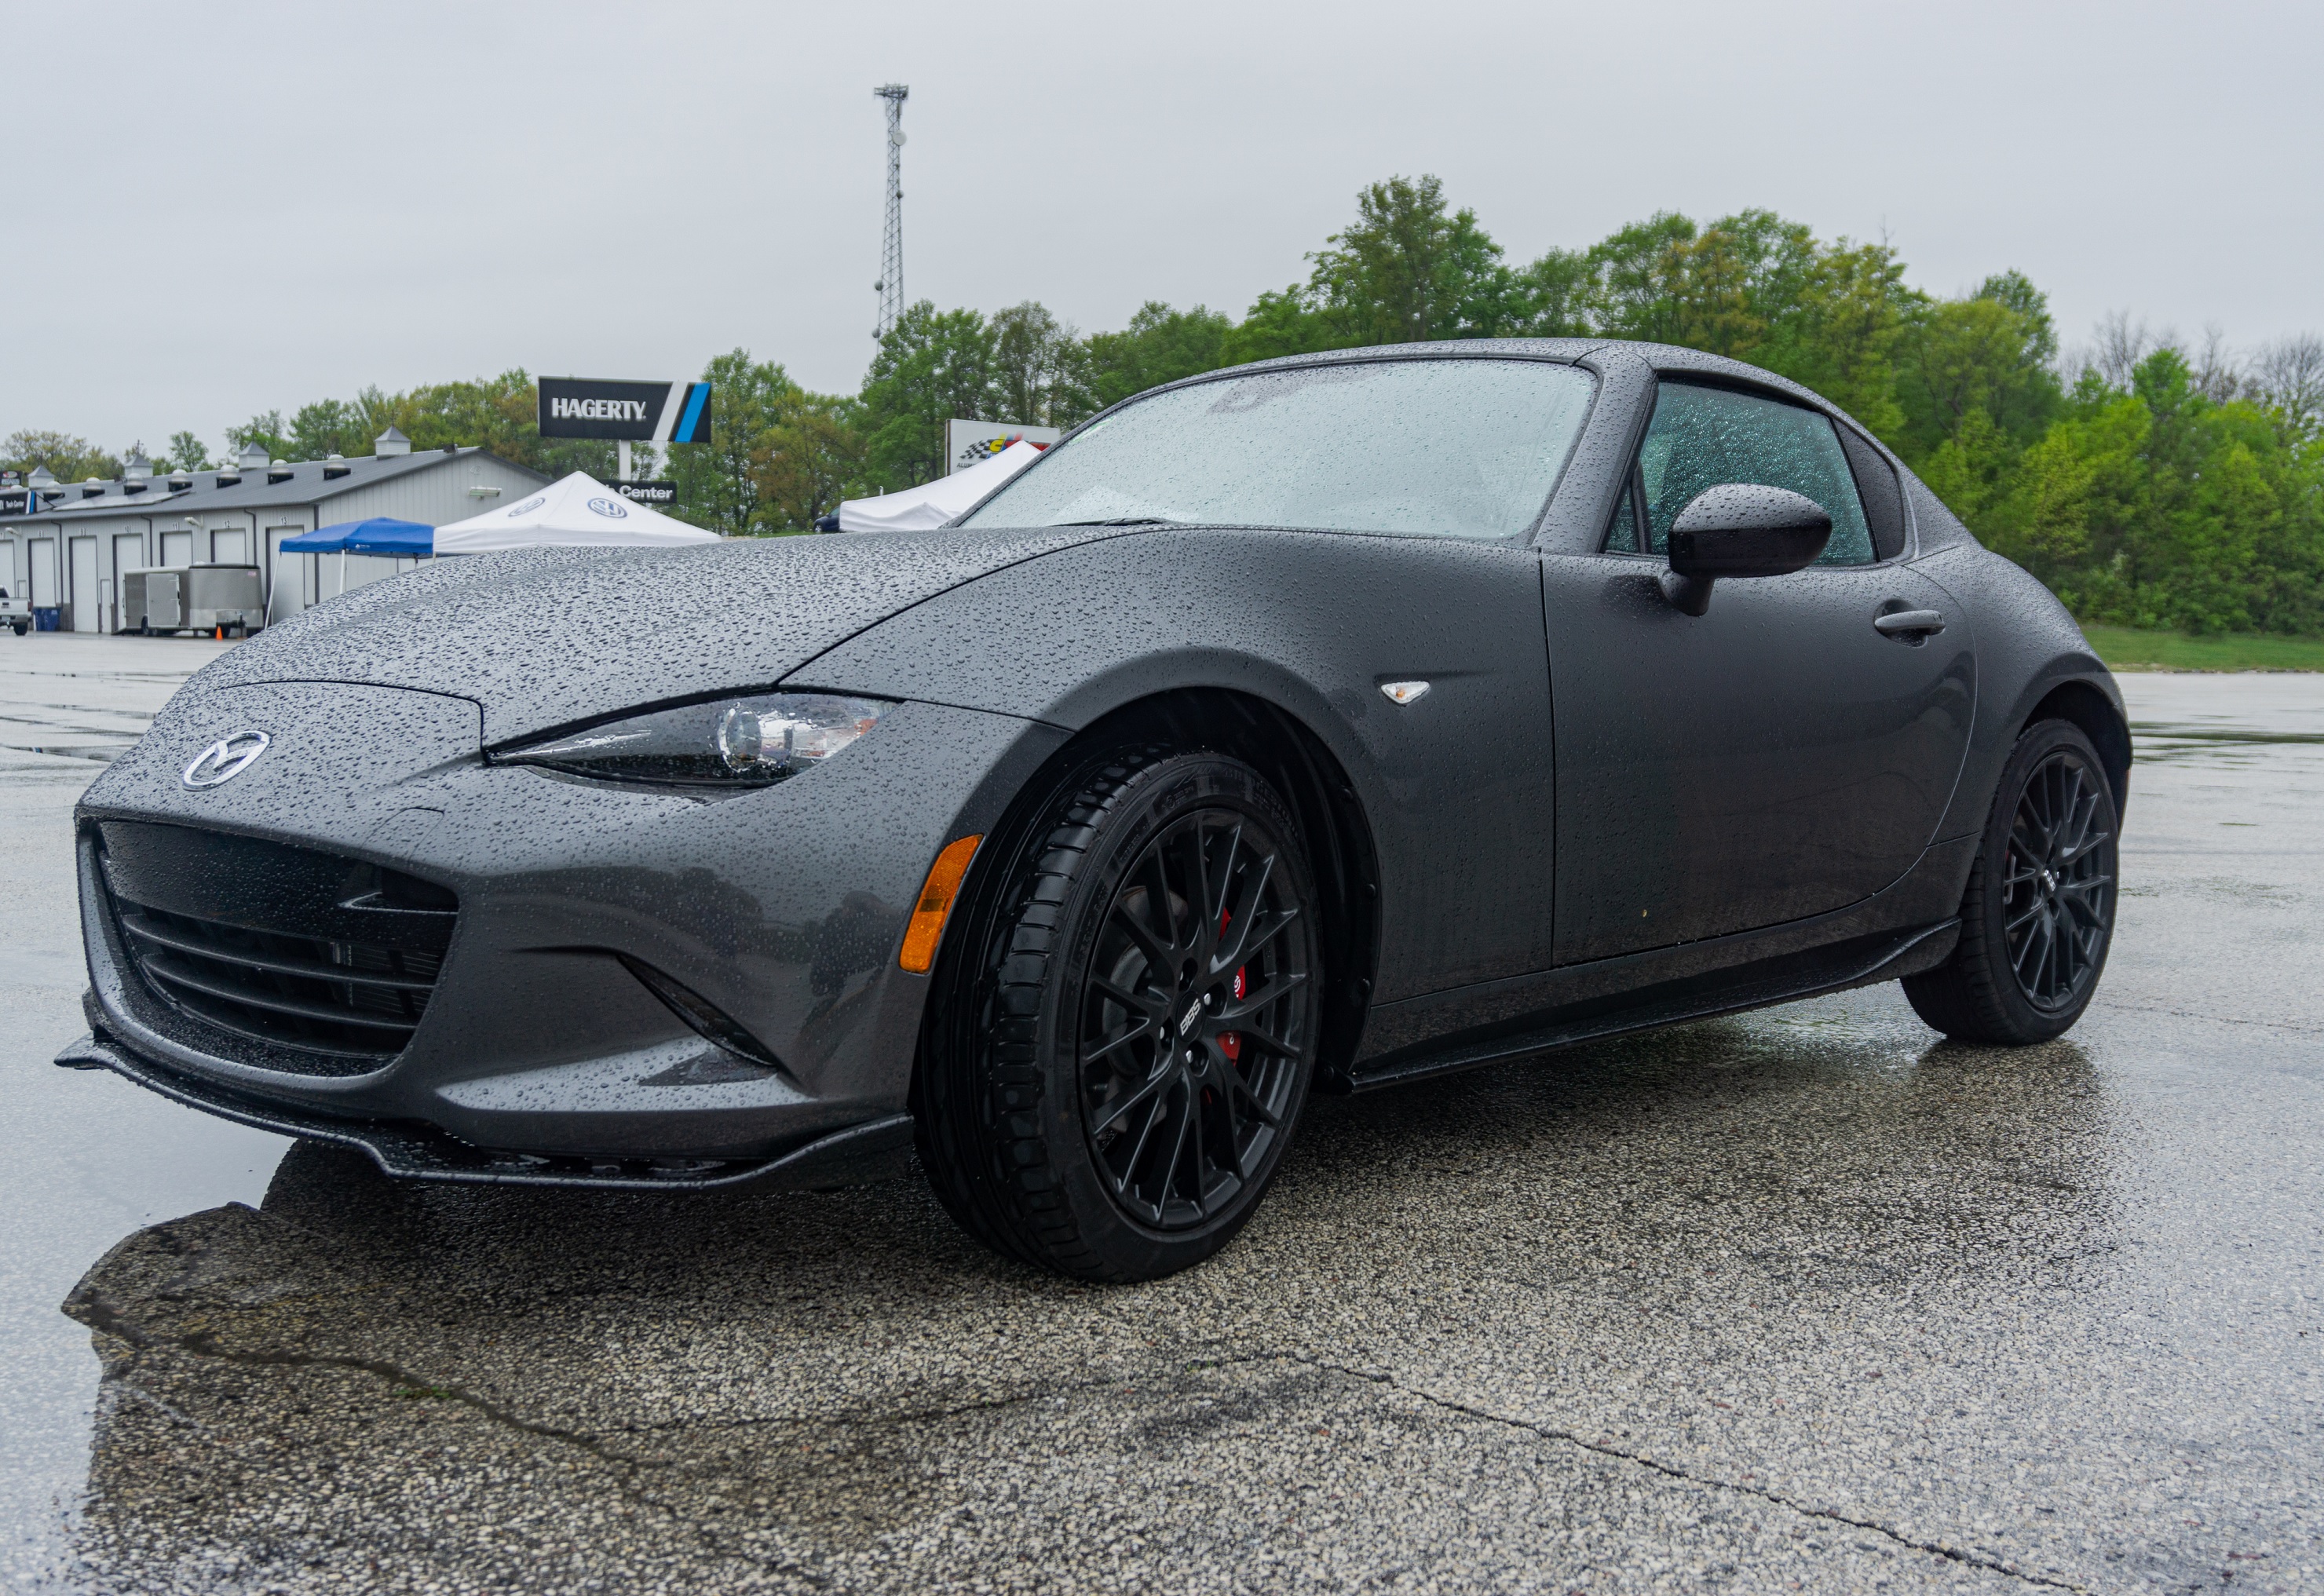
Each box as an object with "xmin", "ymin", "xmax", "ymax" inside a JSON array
[{"xmin": 2078, "ymin": 623, "xmax": 2324, "ymax": 673}]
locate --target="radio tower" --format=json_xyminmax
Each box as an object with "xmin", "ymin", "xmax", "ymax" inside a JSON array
[{"xmin": 872, "ymin": 84, "xmax": 908, "ymax": 339}]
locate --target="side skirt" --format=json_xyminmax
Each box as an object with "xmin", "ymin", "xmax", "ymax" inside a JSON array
[{"xmin": 1343, "ymin": 918, "xmax": 1959, "ymax": 1093}]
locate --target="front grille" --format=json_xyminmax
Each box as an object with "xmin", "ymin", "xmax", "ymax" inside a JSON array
[
  {"xmin": 115, "ymin": 900, "xmax": 445, "ymax": 1053},
  {"xmin": 97, "ymin": 821, "xmax": 458, "ymax": 1074}
]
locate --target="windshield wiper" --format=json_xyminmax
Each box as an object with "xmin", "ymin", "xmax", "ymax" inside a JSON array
[{"xmin": 1052, "ymin": 516, "xmax": 1186, "ymax": 527}]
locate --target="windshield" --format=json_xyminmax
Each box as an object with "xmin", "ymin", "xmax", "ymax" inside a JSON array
[{"xmin": 959, "ymin": 357, "xmax": 1597, "ymax": 540}]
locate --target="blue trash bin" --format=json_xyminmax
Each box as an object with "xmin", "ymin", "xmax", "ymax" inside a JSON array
[{"xmin": 32, "ymin": 607, "xmax": 60, "ymax": 631}]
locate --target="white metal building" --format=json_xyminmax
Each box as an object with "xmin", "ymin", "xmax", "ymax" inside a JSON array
[{"xmin": 0, "ymin": 432, "xmax": 548, "ymax": 632}]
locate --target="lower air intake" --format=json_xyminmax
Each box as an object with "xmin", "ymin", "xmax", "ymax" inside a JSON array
[{"xmin": 97, "ymin": 820, "xmax": 457, "ymax": 1076}]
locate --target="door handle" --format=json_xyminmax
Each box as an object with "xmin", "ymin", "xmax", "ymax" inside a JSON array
[{"xmin": 1874, "ymin": 608, "xmax": 1944, "ymax": 637}]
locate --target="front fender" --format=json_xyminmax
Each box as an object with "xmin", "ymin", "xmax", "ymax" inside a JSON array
[{"xmin": 788, "ymin": 527, "xmax": 1562, "ymax": 1001}]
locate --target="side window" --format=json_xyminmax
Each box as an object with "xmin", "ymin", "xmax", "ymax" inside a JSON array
[
  {"xmin": 1628, "ymin": 382, "xmax": 1876, "ymax": 565},
  {"xmin": 1835, "ymin": 425, "xmax": 1906, "ymax": 561}
]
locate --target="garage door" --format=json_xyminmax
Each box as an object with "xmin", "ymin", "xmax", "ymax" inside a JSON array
[
  {"xmin": 70, "ymin": 539, "xmax": 99, "ymax": 631},
  {"xmin": 30, "ymin": 539, "xmax": 57, "ymax": 608}
]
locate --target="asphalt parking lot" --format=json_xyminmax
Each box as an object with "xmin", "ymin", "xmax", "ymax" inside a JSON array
[{"xmin": 2, "ymin": 633, "xmax": 2319, "ymax": 1594}]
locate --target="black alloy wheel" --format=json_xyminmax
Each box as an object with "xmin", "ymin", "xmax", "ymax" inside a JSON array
[
  {"xmin": 1904, "ymin": 718, "xmax": 2119, "ymax": 1044},
  {"xmin": 915, "ymin": 748, "xmax": 1322, "ymax": 1281},
  {"xmin": 1078, "ymin": 805, "xmax": 1310, "ymax": 1231},
  {"xmin": 2000, "ymin": 746, "xmax": 2115, "ymax": 1009}
]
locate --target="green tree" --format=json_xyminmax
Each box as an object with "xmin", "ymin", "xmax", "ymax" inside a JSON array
[
  {"xmin": 663, "ymin": 349, "xmax": 802, "ymax": 535},
  {"xmin": 1507, "ymin": 248, "xmax": 1596, "ymax": 338},
  {"xmin": 2252, "ymin": 334, "xmax": 2324, "ymax": 446},
  {"xmin": 858, "ymin": 301, "xmax": 999, "ymax": 489},
  {"xmin": 163, "ymin": 431, "xmax": 214, "ymax": 472},
  {"xmin": 1219, "ymin": 175, "xmax": 1525, "ymax": 364},
  {"xmin": 282, "ymin": 398, "xmax": 374, "ymax": 460},
  {"xmin": 990, "ymin": 301, "xmax": 1094, "ymax": 427},
  {"xmin": 1573, "ymin": 211, "xmax": 1699, "ymax": 342},
  {"xmin": 1999, "ymin": 346, "xmax": 2324, "ymax": 635},
  {"xmin": 225, "ymin": 411, "xmax": 290, "ymax": 462},
  {"xmin": 1086, "ymin": 302, "xmax": 1235, "ymax": 408},
  {"xmin": 1672, "ymin": 210, "xmax": 1819, "ymax": 358},
  {"xmin": 2, "ymin": 430, "xmax": 123, "ymax": 483},
  {"xmin": 755, "ymin": 396, "xmax": 868, "ymax": 531},
  {"xmin": 1763, "ymin": 236, "xmax": 1916, "ymax": 441},
  {"xmin": 1305, "ymin": 174, "xmax": 1523, "ymax": 343},
  {"xmin": 1217, "ymin": 283, "xmax": 1345, "ymax": 365},
  {"xmin": 1895, "ymin": 273, "xmax": 2064, "ymax": 460}
]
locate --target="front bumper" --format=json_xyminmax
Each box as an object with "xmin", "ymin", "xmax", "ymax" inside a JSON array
[{"xmin": 73, "ymin": 677, "xmax": 1066, "ymax": 1170}]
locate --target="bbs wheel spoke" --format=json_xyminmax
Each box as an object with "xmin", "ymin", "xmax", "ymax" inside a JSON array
[
  {"xmin": 1089, "ymin": 975, "xmax": 1152, "ymax": 1016},
  {"xmin": 1223, "ymin": 1063, "xmax": 1281, "ymax": 1127},
  {"xmin": 1092, "ymin": 1065, "xmax": 1171, "ymax": 1137},
  {"xmin": 1083, "ymin": 1017, "xmax": 1156, "ymax": 1069},
  {"xmin": 1112, "ymin": 901, "xmax": 1171, "ymax": 967}
]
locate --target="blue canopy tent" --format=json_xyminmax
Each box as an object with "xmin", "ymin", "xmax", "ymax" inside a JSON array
[
  {"xmin": 278, "ymin": 517, "xmax": 433, "ymax": 556},
  {"xmin": 269, "ymin": 517, "xmax": 435, "ymax": 626}
]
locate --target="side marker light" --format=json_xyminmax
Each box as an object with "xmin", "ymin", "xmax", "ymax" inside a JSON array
[
  {"xmin": 900, "ymin": 834, "xmax": 982, "ymax": 973},
  {"xmin": 1379, "ymin": 681, "xmax": 1431, "ymax": 705}
]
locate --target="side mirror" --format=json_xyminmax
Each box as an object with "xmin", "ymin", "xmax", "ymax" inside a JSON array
[{"xmin": 1658, "ymin": 483, "xmax": 1832, "ymax": 616}]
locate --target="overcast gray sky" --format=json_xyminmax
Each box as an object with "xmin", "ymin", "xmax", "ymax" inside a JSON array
[{"xmin": 11, "ymin": 0, "xmax": 2319, "ymax": 454}]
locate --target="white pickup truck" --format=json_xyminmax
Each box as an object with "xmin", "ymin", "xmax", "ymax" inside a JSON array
[{"xmin": 1, "ymin": 590, "xmax": 31, "ymax": 635}]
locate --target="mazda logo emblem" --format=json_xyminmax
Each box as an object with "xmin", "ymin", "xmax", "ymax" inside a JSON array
[{"xmin": 182, "ymin": 731, "xmax": 270, "ymax": 789}]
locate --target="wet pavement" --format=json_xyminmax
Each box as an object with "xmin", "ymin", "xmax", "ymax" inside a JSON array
[{"xmin": 2, "ymin": 635, "xmax": 2319, "ymax": 1594}]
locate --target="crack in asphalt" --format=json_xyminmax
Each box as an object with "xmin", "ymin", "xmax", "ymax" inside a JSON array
[
  {"xmin": 64, "ymin": 1283, "xmax": 2088, "ymax": 1591},
  {"xmin": 1276, "ymin": 1354, "xmax": 2091, "ymax": 1594},
  {"xmin": 64, "ymin": 1287, "xmax": 678, "ymax": 1503}
]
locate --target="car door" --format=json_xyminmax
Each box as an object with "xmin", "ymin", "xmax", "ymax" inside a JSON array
[{"xmin": 1542, "ymin": 378, "xmax": 1975, "ymax": 966}]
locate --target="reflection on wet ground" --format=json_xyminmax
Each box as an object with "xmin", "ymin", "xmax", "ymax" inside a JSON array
[
  {"xmin": 5, "ymin": 646, "xmax": 2322, "ymax": 1592},
  {"xmin": 0, "ymin": 644, "xmax": 234, "ymax": 766},
  {"xmin": 2125, "ymin": 671, "xmax": 2324, "ymax": 765}
]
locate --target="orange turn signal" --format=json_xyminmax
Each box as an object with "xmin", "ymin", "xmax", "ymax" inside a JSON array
[{"xmin": 899, "ymin": 835, "xmax": 982, "ymax": 973}]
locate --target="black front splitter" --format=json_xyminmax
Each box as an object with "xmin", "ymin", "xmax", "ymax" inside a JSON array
[{"xmin": 55, "ymin": 1030, "xmax": 915, "ymax": 1195}]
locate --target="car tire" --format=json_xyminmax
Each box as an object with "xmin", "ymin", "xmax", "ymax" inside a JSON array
[
  {"xmin": 1904, "ymin": 718, "xmax": 2119, "ymax": 1044},
  {"xmin": 916, "ymin": 747, "xmax": 1322, "ymax": 1281}
]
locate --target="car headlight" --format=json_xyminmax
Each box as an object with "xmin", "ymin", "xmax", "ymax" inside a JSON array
[{"xmin": 501, "ymin": 692, "xmax": 890, "ymax": 787}]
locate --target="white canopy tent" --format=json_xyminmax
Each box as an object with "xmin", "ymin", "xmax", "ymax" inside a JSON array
[
  {"xmin": 433, "ymin": 472, "xmax": 719, "ymax": 553},
  {"xmin": 837, "ymin": 440, "xmax": 1043, "ymax": 533}
]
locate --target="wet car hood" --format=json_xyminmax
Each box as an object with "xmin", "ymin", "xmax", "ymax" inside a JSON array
[{"xmin": 191, "ymin": 524, "xmax": 1143, "ymax": 744}]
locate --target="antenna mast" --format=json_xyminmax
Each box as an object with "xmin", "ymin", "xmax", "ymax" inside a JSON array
[{"xmin": 873, "ymin": 83, "xmax": 908, "ymax": 339}]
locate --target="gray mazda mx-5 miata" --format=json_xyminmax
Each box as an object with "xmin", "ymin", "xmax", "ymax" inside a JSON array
[{"xmin": 62, "ymin": 340, "xmax": 2127, "ymax": 1280}]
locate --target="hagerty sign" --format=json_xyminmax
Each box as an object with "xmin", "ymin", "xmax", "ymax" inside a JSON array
[{"xmin": 537, "ymin": 378, "xmax": 714, "ymax": 444}]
